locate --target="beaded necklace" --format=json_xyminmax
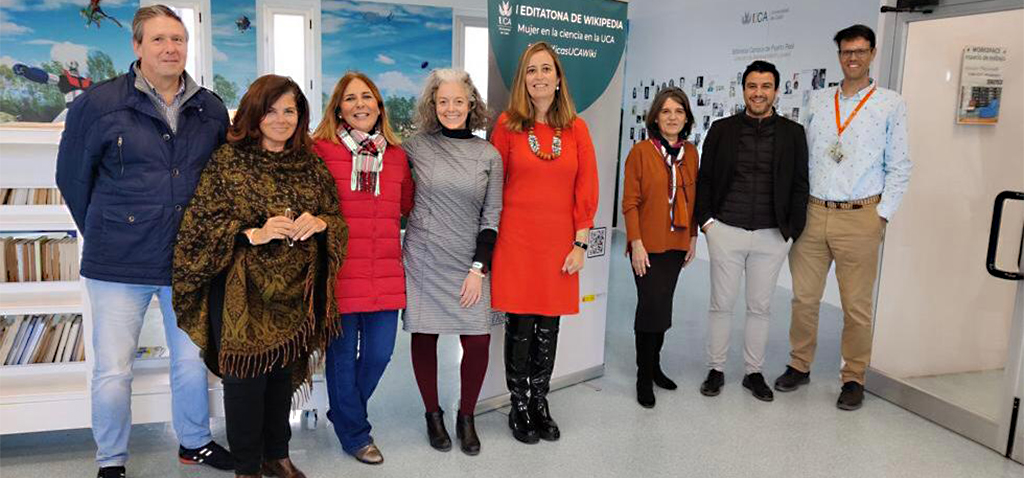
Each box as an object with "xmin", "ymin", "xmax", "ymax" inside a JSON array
[{"xmin": 527, "ymin": 125, "xmax": 562, "ymax": 160}]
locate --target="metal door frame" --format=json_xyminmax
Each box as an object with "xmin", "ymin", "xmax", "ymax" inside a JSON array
[{"xmin": 867, "ymin": 0, "xmax": 1024, "ymax": 462}]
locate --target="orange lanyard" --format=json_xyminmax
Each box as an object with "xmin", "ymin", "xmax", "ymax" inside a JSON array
[{"xmin": 834, "ymin": 87, "xmax": 876, "ymax": 136}]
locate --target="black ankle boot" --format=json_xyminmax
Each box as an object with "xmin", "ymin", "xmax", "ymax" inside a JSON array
[
  {"xmin": 424, "ymin": 410, "xmax": 451, "ymax": 451},
  {"xmin": 635, "ymin": 333, "xmax": 655, "ymax": 408},
  {"xmin": 505, "ymin": 316, "xmax": 539, "ymax": 444},
  {"xmin": 529, "ymin": 316, "xmax": 561, "ymax": 441},
  {"xmin": 456, "ymin": 412, "xmax": 481, "ymax": 455}
]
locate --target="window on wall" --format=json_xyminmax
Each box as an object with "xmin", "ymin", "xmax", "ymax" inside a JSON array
[
  {"xmin": 142, "ymin": 0, "xmax": 213, "ymax": 88},
  {"xmin": 258, "ymin": 0, "xmax": 320, "ymax": 127},
  {"xmin": 456, "ymin": 16, "xmax": 489, "ymax": 105}
]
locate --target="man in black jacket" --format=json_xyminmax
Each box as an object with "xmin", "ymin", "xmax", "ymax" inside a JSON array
[
  {"xmin": 693, "ymin": 60, "xmax": 809, "ymax": 402},
  {"xmin": 55, "ymin": 6, "xmax": 231, "ymax": 478}
]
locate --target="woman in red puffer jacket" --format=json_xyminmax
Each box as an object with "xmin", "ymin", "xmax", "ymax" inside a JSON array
[{"xmin": 311, "ymin": 71, "xmax": 414, "ymax": 465}]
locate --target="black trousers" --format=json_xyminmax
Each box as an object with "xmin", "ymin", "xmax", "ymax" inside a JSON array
[
  {"xmin": 632, "ymin": 250, "xmax": 686, "ymax": 333},
  {"xmin": 223, "ymin": 363, "xmax": 293, "ymax": 474}
]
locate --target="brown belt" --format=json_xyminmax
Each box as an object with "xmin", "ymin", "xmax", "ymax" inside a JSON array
[{"xmin": 809, "ymin": 195, "xmax": 881, "ymax": 210}]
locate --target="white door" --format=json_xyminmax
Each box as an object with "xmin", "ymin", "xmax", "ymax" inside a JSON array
[{"xmin": 866, "ymin": 2, "xmax": 1024, "ymax": 462}]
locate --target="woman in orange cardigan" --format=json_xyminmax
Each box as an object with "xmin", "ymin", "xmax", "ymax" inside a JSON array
[
  {"xmin": 621, "ymin": 87, "xmax": 698, "ymax": 409},
  {"xmin": 490, "ymin": 42, "xmax": 598, "ymax": 444}
]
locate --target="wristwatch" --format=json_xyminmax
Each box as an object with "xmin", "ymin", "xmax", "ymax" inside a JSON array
[{"xmin": 573, "ymin": 241, "xmax": 588, "ymax": 250}]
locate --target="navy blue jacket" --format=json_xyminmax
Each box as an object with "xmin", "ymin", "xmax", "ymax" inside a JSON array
[{"xmin": 56, "ymin": 68, "xmax": 229, "ymax": 285}]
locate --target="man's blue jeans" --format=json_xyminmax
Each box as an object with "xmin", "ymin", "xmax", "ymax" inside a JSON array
[
  {"xmin": 324, "ymin": 311, "xmax": 398, "ymax": 454},
  {"xmin": 85, "ymin": 278, "xmax": 212, "ymax": 467}
]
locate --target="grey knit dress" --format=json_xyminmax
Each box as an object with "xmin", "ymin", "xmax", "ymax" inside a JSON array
[{"xmin": 402, "ymin": 131, "xmax": 503, "ymax": 335}]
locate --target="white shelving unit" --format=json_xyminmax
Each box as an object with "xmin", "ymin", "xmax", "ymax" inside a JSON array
[{"xmin": 0, "ymin": 125, "xmax": 321, "ymax": 435}]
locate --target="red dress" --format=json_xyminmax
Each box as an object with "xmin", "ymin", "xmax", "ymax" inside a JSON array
[{"xmin": 489, "ymin": 113, "xmax": 599, "ymax": 316}]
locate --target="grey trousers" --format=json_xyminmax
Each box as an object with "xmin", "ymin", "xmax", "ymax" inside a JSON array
[{"xmin": 705, "ymin": 221, "xmax": 791, "ymax": 374}]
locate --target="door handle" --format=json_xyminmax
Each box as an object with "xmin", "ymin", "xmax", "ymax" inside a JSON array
[{"xmin": 986, "ymin": 190, "xmax": 1024, "ymax": 281}]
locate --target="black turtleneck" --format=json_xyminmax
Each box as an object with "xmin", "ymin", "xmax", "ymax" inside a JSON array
[{"xmin": 441, "ymin": 125, "xmax": 474, "ymax": 139}]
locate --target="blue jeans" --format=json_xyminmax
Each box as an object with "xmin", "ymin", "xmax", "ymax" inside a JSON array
[
  {"xmin": 325, "ymin": 311, "xmax": 398, "ymax": 454},
  {"xmin": 85, "ymin": 278, "xmax": 212, "ymax": 467}
]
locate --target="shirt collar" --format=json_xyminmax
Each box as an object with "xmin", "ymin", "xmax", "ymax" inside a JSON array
[
  {"xmin": 837, "ymin": 78, "xmax": 875, "ymax": 100},
  {"xmin": 741, "ymin": 108, "xmax": 778, "ymax": 126},
  {"xmin": 132, "ymin": 61, "xmax": 189, "ymax": 105}
]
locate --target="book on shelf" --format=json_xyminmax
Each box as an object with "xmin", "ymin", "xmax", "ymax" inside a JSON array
[
  {"xmin": 0, "ymin": 314, "xmax": 85, "ymax": 366},
  {"xmin": 0, "ymin": 234, "xmax": 79, "ymax": 283},
  {"xmin": 60, "ymin": 317, "xmax": 81, "ymax": 363},
  {"xmin": 0, "ymin": 316, "xmax": 21, "ymax": 363},
  {"xmin": 0, "ymin": 188, "xmax": 66, "ymax": 206},
  {"xmin": 136, "ymin": 346, "xmax": 167, "ymax": 359}
]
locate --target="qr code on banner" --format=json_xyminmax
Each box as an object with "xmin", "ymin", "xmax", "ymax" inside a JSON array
[{"xmin": 587, "ymin": 227, "xmax": 607, "ymax": 258}]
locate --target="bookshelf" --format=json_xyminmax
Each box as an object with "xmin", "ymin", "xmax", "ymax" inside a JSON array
[{"xmin": 0, "ymin": 126, "xmax": 322, "ymax": 435}]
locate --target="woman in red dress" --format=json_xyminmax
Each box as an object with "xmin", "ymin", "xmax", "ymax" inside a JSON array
[{"xmin": 490, "ymin": 42, "xmax": 598, "ymax": 445}]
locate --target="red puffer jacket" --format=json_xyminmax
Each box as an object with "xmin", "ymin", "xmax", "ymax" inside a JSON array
[{"xmin": 314, "ymin": 139, "xmax": 414, "ymax": 314}]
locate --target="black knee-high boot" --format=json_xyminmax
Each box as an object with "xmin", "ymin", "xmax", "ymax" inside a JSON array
[
  {"xmin": 529, "ymin": 316, "xmax": 561, "ymax": 441},
  {"xmin": 635, "ymin": 332, "xmax": 656, "ymax": 408},
  {"xmin": 504, "ymin": 315, "xmax": 539, "ymax": 444},
  {"xmin": 652, "ymin": 332, "xmax": 677, "ymax": 390}
]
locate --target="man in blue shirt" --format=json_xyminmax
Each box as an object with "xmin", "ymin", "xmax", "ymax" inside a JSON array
[
  {"xmin": 773, "ymin": 24, "xmax": 912, "ymax": 411},
  {"xmin": 56, "ymin": 5, "xmax": 231, "ymax": 477}
]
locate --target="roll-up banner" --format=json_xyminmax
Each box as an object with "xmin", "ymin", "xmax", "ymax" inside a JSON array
[{"xmin": 476, "ymin": 0, "xmax": 628, "ymax": 409}]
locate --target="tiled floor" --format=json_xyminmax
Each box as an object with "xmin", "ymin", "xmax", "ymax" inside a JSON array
[{"xmin": 1, "ymin": 231, "xmax": 1021, "ymax": 477}]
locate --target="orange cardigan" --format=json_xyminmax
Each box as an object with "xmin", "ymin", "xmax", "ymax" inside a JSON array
[{"xmin": 621, "ymin": 139, "xmax": 699, "ymax": 253}]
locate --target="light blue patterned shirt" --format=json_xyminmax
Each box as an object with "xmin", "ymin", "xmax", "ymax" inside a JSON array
[{"xmin": 803, "ymin": 80, "xmax": 912, "ymax": 219}]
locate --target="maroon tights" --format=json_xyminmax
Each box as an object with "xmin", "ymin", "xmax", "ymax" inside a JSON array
[{"xmin": 410, "ymin": 333, "xmax": 490, "ymax": 415}]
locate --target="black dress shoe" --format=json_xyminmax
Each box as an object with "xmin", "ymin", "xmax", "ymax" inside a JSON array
[
  {"xmin": 425, "ymin": 410, "xmax": 452, "ymax": 451},
  {"xmin": 700, "ymin": 370, "xmax": 724, "ymax": 397},
  {"xmin": 774, "ymin": 366, "xmax": 810, "ymax": 392},
  {"xmin": 742, "ymin": 373, "xmax": 775, "ymax": 402},
  {"xmin": 97, "ymin": 466, "xmax": 126, "ymax": 478},
  {"xmin": 837, "ymin": 381, "xmax": 865, "ymax": 411},
  {"xmin": 653, "ymin": 368, "xmax": 678, "ymax": 390},
  {"xmin": 456, "ymin": 412, "xmax": 481, "ymax": 455},
  {"xmin": 178, "ymin": 440, "xmax": 233, "ymax": 471}
]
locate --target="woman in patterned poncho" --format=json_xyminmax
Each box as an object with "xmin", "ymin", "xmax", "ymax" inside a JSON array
[{"xmin": 172, "ymin": 75, "xmax": 347, "ymax": 478}]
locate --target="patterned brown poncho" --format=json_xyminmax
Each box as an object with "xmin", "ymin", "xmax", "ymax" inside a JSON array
[{"xmin": 173, "ymin": 139, "xmax": 348, "ymax": 395}]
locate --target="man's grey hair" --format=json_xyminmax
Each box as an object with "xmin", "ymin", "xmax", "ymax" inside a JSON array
[
  {"xmin": 132, "ymin": 4, "xmax": 188, "ymax": 44},
  {"xmin": 414, "ymin": 68, "xmax": 490, "ymax": 133}
]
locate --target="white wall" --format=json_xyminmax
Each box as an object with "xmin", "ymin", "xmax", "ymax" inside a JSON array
[{"xmin": 871, "ymin": 8, "xmax": 1024, "ymax": 378}]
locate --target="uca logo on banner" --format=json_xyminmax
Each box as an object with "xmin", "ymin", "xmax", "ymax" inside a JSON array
[
  {"xmin": 742, "ymin": 7, "xmax": 790, "ymax": 25},
  {"xmin": 497, "ymin": 1, "xmax": 514, "ymax": 35}
]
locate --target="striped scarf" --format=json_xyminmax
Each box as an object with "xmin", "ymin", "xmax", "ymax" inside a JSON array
[{"xmin": 338, "ymin": 122, "xmax": 387, "ymax": 195}]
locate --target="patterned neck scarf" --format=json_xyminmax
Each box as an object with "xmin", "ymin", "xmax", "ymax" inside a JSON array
[
  {"xmin": 338, "ymin": 121, "xmax": 387, "ymax": 195},
  {"xmin": 653, "ymin": 138, "xmax": 688, "ymax": 230}
]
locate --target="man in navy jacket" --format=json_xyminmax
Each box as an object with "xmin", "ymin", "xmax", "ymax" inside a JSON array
[{"xmin": 55, "ymin": 6, "xmax": 231, "ymax": 478}]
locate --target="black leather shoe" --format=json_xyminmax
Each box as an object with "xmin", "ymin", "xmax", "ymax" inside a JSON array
[
  {"xmin": 425, "ymin": 410, "xmax": 452, "ymax": 451},
  {"xmin": 653, "ymin": 368, "xmax": 678, "ymax": 390},
  {"xmin": 178, "ymin": 440, "xmax": 233, "ymax": 471},
  {"xmin": 529, "ymin": 397, "xmax": 561, "ymax": 441},
  {"xmin": 774, "ymin": 366, "xmax": 810, "ymax": 392},
  {"xmin": 97, "ymin": 466, "xmax": 126, "ymax": 478},
  {"xmin": 837, "ymin": 381, "xmax": 865, "ymax": 411},
  {"xmin": 456, "ymin": 412, "xmax": 481, "ymax": 455},
  {"xmin": 508, "ymin": 402, "xmax": 539, "ymax": 444},
  {"xmin": 742, "ymin": 373, "xmax": 775, "ymax": 402},
  {"xmin": 700, "ymin": 370, "xmax": 724, "ymax": 397}
]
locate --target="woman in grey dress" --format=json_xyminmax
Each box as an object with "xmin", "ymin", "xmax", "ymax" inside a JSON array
[{"xmin": 402, "ymin": 69, "xmax": 503, "ymax": 456}]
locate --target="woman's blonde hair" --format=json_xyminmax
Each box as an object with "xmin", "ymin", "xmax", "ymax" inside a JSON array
[
  {"xmin": 414, "ymin": 68, "xmax": 490, "ymax": 133},
  {"xmin": 312, "ymin": 71, "xmax": 401, "ymax": 145},
  {"xmin": 502, "ymin": 42, "xmax": 577, "ymax": 132}
]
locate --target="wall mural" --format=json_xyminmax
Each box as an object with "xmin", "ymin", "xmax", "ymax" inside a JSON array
[
  {"xmin": 211, "ymin": 0, "xmax": 256, "ymax": 110},
  {"xmin": 0, "ymin": 0, "xmax": 138, "ymax": 124},
  {"xmin": 321, "ymin": 0, "xmax": 453, "ymax": 137}
]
